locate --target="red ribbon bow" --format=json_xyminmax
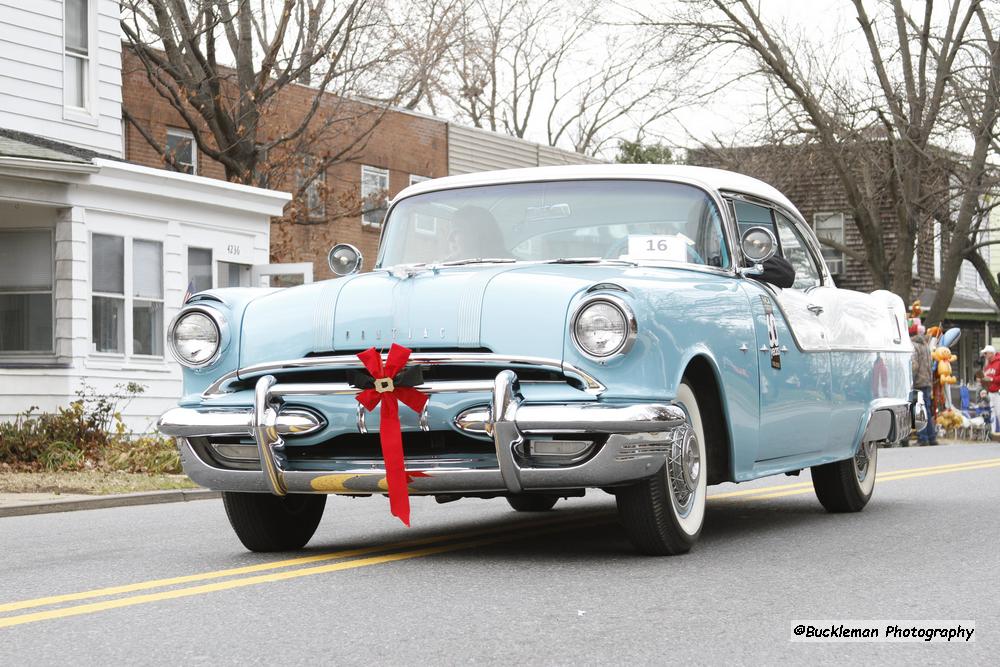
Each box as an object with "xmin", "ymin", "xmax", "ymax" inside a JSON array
[{"xmin": 355, "ymin": 344, "xmax": 429, "ymax": 526}]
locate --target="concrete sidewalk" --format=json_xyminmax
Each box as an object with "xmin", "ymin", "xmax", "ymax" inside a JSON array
[{"xmin": 0, "ymin": 488, "xmax": 220, "ymax": 518}]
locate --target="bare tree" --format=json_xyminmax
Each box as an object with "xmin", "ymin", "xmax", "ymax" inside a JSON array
[
  {"xmin": 121, "ymin": 0, "xmax": 398, "ymax": 212},
  {"xmin": 404, "ymin": 0, "xmax": 689, "ymax": 157},
  {"xmin": 644, "ymin": 0, "xmax": 999, "ymax": 317}
]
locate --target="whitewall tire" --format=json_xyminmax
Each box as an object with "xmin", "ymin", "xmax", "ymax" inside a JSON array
[
  {"xmin": 616, "ymin": 380, "xmax": 708, "ymax": 555},
  {"xmin": 811, "ymin": 440, "xmax": 877, "ymax": 513}
]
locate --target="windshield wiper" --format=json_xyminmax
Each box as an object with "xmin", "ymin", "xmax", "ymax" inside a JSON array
[
  {"xmin": 437, "ymin": 258, "xmax": 517, "ymax": 267},
  {"xmin": 546, "ymin": 257, "xmax": 638, "ymax": 266}
]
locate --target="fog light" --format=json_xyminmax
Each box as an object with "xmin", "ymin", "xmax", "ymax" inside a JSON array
[
  {"xmin": 528, "ymin": 439, "xmax": 593, "ymax": 458},
  {"xmin": 211, "ymin": 443, "xmax": 260, "ymax": 462}
]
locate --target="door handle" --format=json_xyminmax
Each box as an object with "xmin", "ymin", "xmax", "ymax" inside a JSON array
[{"xmin": 807, "ymin": 304, "xmax": 824, "ymax": 315}]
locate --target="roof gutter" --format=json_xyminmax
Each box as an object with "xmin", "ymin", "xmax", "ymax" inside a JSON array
[{"xmin": 0, "ymin": 156, "xmax": 99, "ymax": 174}]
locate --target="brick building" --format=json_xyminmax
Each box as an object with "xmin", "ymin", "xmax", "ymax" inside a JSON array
[{"xmin": 121, "ymin": 50, "xmax": 449, "ymax": 285}]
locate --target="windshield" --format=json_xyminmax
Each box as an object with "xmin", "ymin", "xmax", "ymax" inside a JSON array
[{"xmin": 378, "ymin": 180, "xmax": 729, "ymax": 269}]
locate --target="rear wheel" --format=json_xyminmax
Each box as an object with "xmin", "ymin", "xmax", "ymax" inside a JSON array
[
  {"xmin": 811, "ymin": 440, "xmax": 877, "ymax": 512},
  {"xmin": 222, "ymin": 492, "xmax": 327, "ymax": 552},
  {"xmin": 506, "ymin": 494, "xmax": 559, "ymax": 512},
  {"xmin": 616, "ymin": 381, "xmax": 707, "ymax": 555}
]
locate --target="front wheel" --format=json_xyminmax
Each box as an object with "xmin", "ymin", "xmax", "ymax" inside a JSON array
[
  {"xmin": 615, "ymin": 381, "xmax": 708, "ymax": 555},
  {"xmin": 811, "ymin": 440, "xmax": 877, "ymax": 512},
  {"xmin": 222, "ymin": 492, "xmax": 327, "ymax": 552}
]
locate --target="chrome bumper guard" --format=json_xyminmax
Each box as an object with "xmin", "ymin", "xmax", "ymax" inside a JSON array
[{"xmin": 159, "ymin": 370, "xmax": 687, "ymax": 496}]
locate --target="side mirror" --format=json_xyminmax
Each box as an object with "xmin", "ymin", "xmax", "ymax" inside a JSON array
[
  {"xmin": 328, "ymin": 243, "xmax": 363, "ymax": 276},
  {"xmin": 740, "ymin": 226, "xmax": 778, "ymax": 264}
]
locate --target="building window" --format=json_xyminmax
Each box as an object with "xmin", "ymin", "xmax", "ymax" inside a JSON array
[
  {"xmin": 166, "ymin": 128, "xmax": 196, "ymax": 175},
  {"xmin": 297, "ymin": 156, "xmax": 326, "ymax": 220},
  {"xmin": 361, "ymin": 165, "xmax": 389, "ymax": 227},
  {"xmin": 132, "ymin": 240, "xmax": 164, "ymax": 356},
  {"xmin": 91, "ymin": 235, "xmax": 163, "ymax": 356},
  {"xmin": 218, "ymin": 261, "xmax": 250, "ymax": 288},
  {"xmin": 0, "ymin": 230, "xmax": 54, "ymax": 353},
  {"xmin": 64, "ymin": 0, "xmax": 90, "ymax": 110},
  {"xmin": 407, "ymin": 177, "xmax": 437, "ymax": 235},
  {"xmin": 92, "ymin": 234, "xmax": 125, "ymax": 353},
  {"xmin": 813, "ymin": 212, "xmax": 846, "ymax": 276},
  {"xmin": 187, "ymin": 247, "xmax": 213, "ymax": 294}
]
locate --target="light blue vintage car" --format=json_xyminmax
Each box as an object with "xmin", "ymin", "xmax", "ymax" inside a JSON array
[{"xmin": 159, "ymin": 165, "xmax": 925, "ymax": 555}]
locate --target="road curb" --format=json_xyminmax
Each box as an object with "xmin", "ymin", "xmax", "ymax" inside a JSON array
[{"xmin": 0, "ymin": 489, "xmax": 221, "ymax": 518}]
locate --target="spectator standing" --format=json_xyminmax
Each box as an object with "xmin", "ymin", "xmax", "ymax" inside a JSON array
[
  {"xmin": 911, "ymin": 327, "xmax": 937, "ymax": 446},
  {"xmin": 981, "ymin": 345, "xmax": 1000, "ymax": 433}
]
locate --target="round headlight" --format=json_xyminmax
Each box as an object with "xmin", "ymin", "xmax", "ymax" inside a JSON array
[
  {"xmin": 169, "ymin": 310, "xmax": 221, "ymax": 367},
  {"xmin": 572, "ymin": 297, "xmax": 636, "ymax": 359}
]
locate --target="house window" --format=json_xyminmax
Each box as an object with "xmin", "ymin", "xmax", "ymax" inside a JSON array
[
  {"xmin": 410, "ymin": 174, "xmax": 430, "ymax": 186},
  {"xmin": 218, "ymin": 261, "xmax": 250, "ymax": 288},
  {"xmin": 132, "ymin": 240, "xmax": 164, "ymax": 356},
  {"xmin": 813, "ymin": 212, "xmax": 845, "ymax": 275},
  {"xmin": 0, "ymin": 230, "xmax": 54, "ymax": 353},
  {"xmin": 297, "ymin": 156, "xmax": 326, "ymax": 220},
  {"xmin": 91, "ymin": 235, "xmax": 163, "ymax": 356},
  {"xmin": 187, "ymin": 248, "xmax": 213, "ymax": 294},
  {"xmin": 361, "ymin": 166, "xmax": 389, "ymax": 227},
  {"xmin": 64, "ymin": 0, "xmax": 90, "ymax": 109},
  {"xmin": 166, "ymin": 128, "xmax": 196, "ymax": 175}
]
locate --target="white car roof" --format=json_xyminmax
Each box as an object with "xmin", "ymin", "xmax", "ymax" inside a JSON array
[{"xmin": 395, "ymin": 164, "xmax": 799, "ymax": 215}]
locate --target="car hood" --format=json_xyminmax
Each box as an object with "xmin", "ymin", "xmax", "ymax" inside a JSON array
[{"xmin": 239, "ymin": 264, "xmax": 637, "ymax": 366}]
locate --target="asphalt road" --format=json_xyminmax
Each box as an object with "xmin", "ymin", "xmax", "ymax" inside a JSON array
[{"xmin": 1, "ymin": 443, "xmax": 998, "ymax": 665}]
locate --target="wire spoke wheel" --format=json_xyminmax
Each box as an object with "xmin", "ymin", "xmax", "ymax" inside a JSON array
[{"xmin": 615, "ymin": 380, "xmax": 707, "ymax": 555}]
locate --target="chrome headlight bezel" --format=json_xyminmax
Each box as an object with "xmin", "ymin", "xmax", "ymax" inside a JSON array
[
  {"xmin": 167, "ymin": 306, "xmax": 228, "ymax": 369},
  {"xmin": 570, "ymin": 294, "xmax": 638, "ymax": 361}
]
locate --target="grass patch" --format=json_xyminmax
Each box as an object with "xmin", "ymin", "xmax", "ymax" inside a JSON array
[{"xmin": 0, "ymin": 471, "xmax": 198, "ymax": 495}]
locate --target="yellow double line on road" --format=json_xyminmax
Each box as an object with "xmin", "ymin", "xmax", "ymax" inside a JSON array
[
  {"xmin": 1, "ymin": 455, "xmax": 998, "ymax": 629},
  {"xmin": 711, "ymin": 455, "xmax": 1000, "ymax": 501}
]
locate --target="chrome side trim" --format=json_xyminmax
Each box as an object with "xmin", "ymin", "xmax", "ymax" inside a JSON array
[{"xmin": 201, "ymin": 353, "xmax": 606, "ymax": 397}]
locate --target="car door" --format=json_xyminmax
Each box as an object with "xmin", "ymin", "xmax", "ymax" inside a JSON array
[{"xmin": 731, "ymin": 199, "xmax": 833, "ymax": 463}]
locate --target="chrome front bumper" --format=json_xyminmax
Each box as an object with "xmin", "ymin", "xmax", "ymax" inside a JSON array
[{"xmin": 159, "ymin": 369, "xmax": 688, "ymax": 496}]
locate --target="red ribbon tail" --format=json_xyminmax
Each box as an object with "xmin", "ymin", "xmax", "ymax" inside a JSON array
[{"xmin": 378, "ymin": 396, "xmax": 410, "ymax": 526}]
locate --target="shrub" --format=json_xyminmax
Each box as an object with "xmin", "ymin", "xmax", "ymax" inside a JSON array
[{"xmin": 0, "ymin": 382, "xmax": 180, "ymax": 474}]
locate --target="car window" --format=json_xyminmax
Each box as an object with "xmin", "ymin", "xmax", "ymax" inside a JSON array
[
  {"xmin": 381, "ymin": 180, "xmax": 730, "ymax": 269},
  {"xmin": 774, "ymin": 212, "xmax": 822, "ymax": 289},
  {"xmin": 732, "ymin": 200, "xmax": 776, "ymax": 238}
]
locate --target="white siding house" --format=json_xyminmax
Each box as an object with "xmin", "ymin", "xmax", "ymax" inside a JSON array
[
  {"xmin": 0, "ymin": 0, "xmax": 290, "ymax": 431},
  {"xmin": 0, "ymin": 0, "xmax": 123, "ymax": 156}
]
